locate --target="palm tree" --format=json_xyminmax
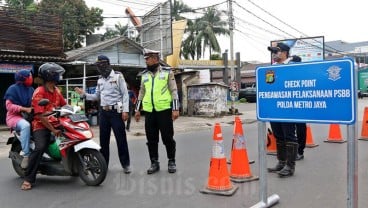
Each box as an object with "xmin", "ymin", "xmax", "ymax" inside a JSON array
[
  {"xmin": 194, "ymin": 7, "xmax": 229, "ymax": 59},
  {"xmin": 181, "ymin": 19, "xmax": 197, "ymax": 59},
  {"xmin": 102, "ymin": 22, "xmax": 129, "ymax": 40},
  {"xmin": 171, "ymin": 0, "xmax": 193, "ymax": 21}
]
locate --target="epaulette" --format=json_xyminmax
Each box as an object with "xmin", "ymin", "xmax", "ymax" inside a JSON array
[{"xmin": 161, "ymin": 67, "xmax": 172, "ymax": 71}]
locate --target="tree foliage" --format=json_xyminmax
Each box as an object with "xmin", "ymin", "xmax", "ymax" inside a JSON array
[
  {"xmin": 102, "ymin": 22, "xmax": 129, "ymax": 40},
  {"xmin": 171, "ymin": 0, "xmax": 193, "ymax": 21},
  {"xmin": 171, "ymin": 0, "xmax": 229, "ymax": 60},
  {"xmin": 5, "ymin": 0, "xmax": 104, "ymax": 51},
  {"xmin": 37, "ymin": 0, "xmax": 104, "ymax": 51}
]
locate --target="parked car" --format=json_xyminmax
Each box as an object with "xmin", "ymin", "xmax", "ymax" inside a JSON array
[{"xmin": 239, "ymin": 87, "xmax": 257, "ymax": 103}]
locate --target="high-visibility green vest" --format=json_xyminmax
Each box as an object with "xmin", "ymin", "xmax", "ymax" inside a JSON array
[{"xmin": 142, "ymin": 71, "xmax": 172, "ymax": 112}]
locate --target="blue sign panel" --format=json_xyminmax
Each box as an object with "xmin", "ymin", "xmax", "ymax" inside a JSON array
[{"xmin": 256, "ymin": 58, "xmax": 356, "ymax": 124}]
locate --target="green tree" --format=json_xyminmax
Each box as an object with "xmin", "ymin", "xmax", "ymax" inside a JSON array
[
  {"xmin": 171, "ymin": 0, "xmax": 192, "ymax": 21},
  {"xmin": 181, "ymin": 19, "xmax": 197, "ymax": 60},
  {"xmin": 5, "ymin": 0, "xmax": 36, "ymax": 11},
  {"xmin": 5, "ymin": 0, "xmax": 104, "ymax": 51},
  {"xmin": 181, "ymin": 7, "xmax": 229, "ymax": 60},
  {"xmin": 194, "ymin": 7, "xmax": 229, "ymax": 59},
  {"xmin": 37, "ymin": 0, "xmax": 104, "ymax": 51},
  {"xmin": 102, "ymin": 22, "xmax": 129, "ymax": 40}
]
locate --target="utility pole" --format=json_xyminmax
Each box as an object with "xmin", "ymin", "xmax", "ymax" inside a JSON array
[{"xmin": 228, "ymin": 0, "xmax": 237, "ymax": 114}]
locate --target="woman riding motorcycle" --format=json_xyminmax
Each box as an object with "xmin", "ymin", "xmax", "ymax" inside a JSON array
[{"xmin": 4, "ymin": 69, "xmax": 34, "ymax": 169}]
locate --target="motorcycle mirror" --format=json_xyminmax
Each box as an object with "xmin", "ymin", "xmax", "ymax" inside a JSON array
[{"xmin": 38, "ymin": 99, "xmax": 50, "ymax": 106}]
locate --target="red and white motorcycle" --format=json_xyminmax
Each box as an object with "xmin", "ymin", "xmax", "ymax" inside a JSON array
[{"xmin": 7, "ymin": 99, "xmax": 107, "ymax": 186}]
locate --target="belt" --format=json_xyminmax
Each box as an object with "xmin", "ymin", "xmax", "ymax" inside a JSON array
[{"xmin": 101, "ymin": 105, "xmax": 118, "ymax": 111}]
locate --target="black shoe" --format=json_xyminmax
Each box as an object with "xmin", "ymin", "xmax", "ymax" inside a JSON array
[
  {"xmin": 278, "ymin": 165, "xmax": 294, "ymax": 177},
  {"xmin": 168, "ymin": 159, "xmax": 176, "ymax": 173},
  {"xmin": 267, "ymin": 161, "xmax": 286, "ymax": 172},
  {"xmin": 147, "ymin": 162, "xmax": 160, "ymax": 174},
  {"xmin": 123, "ymin": 166, "xmax": 131, "ymax": 174},
  {"xmin": 296, "ymin": 154, "xmax": 304, "ymax": 161}
]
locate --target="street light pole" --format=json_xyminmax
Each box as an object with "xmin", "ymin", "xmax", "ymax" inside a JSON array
[{"xmin": 228, "ymin": 0, "xmax": 236, "ymax": 114}]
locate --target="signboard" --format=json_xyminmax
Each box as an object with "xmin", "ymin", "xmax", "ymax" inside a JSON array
[
  {"xmin": 0, "ymin": 63, "xmax": 34, "ymax": 73},
  {"xmin": 230, "ymin": 81, "xmax": 239, "ymax": 92},
  {"xmin": 358, "ymin": 69, "xmax": 368, "ymax": 91},
  {"xmin": 271, "ymin": 36, "xmax": 324, "ymax": 63},
  {"xmin": 256, "ymin": 58, "xmax": 356, "ymax": 124}
]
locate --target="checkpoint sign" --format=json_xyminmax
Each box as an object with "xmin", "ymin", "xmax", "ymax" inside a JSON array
[{"xmin": 256, "ymin": 58, "xmax": 356, "ymax": 124}]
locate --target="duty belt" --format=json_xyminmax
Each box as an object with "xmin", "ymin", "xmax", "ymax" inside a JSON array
[{"xmin": 101, "ymin": 105, "xmax": 118, "ymax": 111}]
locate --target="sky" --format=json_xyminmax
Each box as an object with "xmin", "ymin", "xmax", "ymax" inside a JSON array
[{"xmin": 85, "ymin": 0, "xmax": 368, "ymax": 63}]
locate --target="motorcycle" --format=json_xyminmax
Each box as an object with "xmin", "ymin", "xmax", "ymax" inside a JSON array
[{"xmin": 7, "ymin": 99, "xmax": 107, "ymax": 186}]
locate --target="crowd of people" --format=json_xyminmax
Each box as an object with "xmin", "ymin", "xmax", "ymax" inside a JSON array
[
  {"xmin": 4, "ymin": 49, "xmax": 180, "ymax": 190},
  {"xmin": 4, "ymin": 44, "xmax": 308, "ymax": 191}
]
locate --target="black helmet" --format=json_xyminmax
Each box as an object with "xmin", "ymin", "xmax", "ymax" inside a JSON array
[{"xmin": 38, "ymin": 63, "xmax": 65, "ymax": 82}]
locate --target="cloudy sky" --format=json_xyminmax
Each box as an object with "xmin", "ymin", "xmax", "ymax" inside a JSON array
[{"xmin": 85, "ymin": 0, "xmax": 367, "ymax": 62}]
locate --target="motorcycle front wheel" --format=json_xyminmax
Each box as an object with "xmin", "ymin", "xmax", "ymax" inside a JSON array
[{"xmin": 77, "ymin": 149, "xmax": 107, "ymax": 186}]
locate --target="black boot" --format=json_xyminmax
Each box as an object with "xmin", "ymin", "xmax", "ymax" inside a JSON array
[
  {"xmin": 268, "ymin": 141, "xmax": 286, "ymax": 172},
  {"xmin": 279, "ymin": 142, "xmax": 298, "ymax": 177},
  {"xmin": 168, "ymin": 159, "xmax": 176, "ymax": 173},
  {"xmin": 147, "ymin": 159, "xmax": 160, "ymax": 174}
]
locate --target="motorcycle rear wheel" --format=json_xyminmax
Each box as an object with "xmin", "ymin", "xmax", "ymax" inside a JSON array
[
  {"xmin": 12, "ymin": 159, "xmax": 25, "ymax": 178},
  {"xmin": 78, "ymin": 149, "xmax": 107, "ymax": 186},
  {"xmin": 10, "ymin": 140, "xmax": 25, "ymax": 178}
]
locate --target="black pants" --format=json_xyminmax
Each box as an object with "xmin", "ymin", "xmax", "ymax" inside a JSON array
[
  {"xmin": 25, "ymin": 129, "xmax": 51, "ymax": 183},
  {"xmin": 144, "ymin": 109, "xmax": 176, "ymax": 160},
  {"xmin": 296, "ymin": 123, "xmax": 307, "ymax": 155},
  {"xmin": 99, "ymin": 109, "xmax": 130, "ymax": 168},
  {"xmin": 270, "ymin": 122, "xmax": 297, "ymax": 142}
]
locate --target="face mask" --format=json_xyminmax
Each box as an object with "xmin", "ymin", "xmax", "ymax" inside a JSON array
[
  {"xmin": 24, "ymin": 76, "xmax": 33, "ymax": 87},
  {"xmin": 147, "ymin": 63, "xmax": 159, "ymax": 72},
  {"xmin": 98, "ymin": 66, "xmax": 112, "ymax": 78}
]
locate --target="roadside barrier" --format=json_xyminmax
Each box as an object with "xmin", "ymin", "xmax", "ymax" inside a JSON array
[
  {"xmin": 359, "ymin": 107, "xmax": 368, "ymax": 140},
  {"xmin": 230, "ymin": 116, "xmax": 259, "ymax": 183},
  {"xmin": 306, "ymin": 124, "xmax": 319, "ymax": 147},
  {"xmin": 324, "ymin": 124, "xmax": 346, "ymax": 143},
  {"xmin": 200, "ymin": 123, "xmax": 238, "ymax": 196}
]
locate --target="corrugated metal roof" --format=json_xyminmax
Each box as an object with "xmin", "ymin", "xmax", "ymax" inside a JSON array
[
  {"xmin": 65, "ymin": 36, "xmax": 143, "ymax": 61},
  {"xmin": 0, "ymin": 53, "xmax": 66, "ymax": 62}
]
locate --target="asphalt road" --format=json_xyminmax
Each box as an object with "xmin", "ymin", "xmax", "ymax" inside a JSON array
[{"xmin": 0, "ymin": 100, "xmax": 368, "ymax": 208}]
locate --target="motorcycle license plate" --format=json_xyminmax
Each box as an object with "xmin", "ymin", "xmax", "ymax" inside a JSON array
[{"xmin": 69, "ymin": 114, "xmax": 89, "ymax": 122}]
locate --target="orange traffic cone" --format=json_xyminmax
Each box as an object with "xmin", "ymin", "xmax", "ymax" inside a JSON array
[
  {"xmin": 227, "ymin": 116, "xmax": 255, "ymax": 164},
  {"xmin": 306, "ymin": 125, "xmax": 319, "ymax": 148},
  {"xmin": 267, "ymin": 128, "xmax": 277, "ymax": 155},
  {"xmin": 324, "ymin": 124, "xmax": 346, "ymax": 143},
  {"xmin": 230, "ymin": 117, "xmax": 259, "ymax": 183},
  {"xmin": 200, "ymin": 123, "xmax": 238, "ymax": 196},
  {"xmin": 359, "ymin": 107, "xmax": 368, "ymax": 140}
]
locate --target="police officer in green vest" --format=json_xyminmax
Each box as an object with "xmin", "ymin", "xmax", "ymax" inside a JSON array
[{"xmin": 135, "ymin": 49, "xmax": 179, "ymax": 174}]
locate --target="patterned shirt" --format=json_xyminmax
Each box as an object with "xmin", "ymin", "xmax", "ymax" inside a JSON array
[{"xmin": 32, "ymin": 86, "xmax": 67, "ymax": 131}]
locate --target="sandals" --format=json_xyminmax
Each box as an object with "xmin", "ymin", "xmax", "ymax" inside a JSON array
[{"xmin": 21, "ymin": 181, "xmax": 32, "ymax": 191}]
